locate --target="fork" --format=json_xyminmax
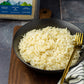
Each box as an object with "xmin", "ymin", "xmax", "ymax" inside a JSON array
[{"xmin": 60, "ymin": 33, "xmax": 83, "ymax": 84}]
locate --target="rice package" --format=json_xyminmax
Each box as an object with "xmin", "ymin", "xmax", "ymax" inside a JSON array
[{"xmin": 0, "ymin": 0, "xmax": 40, "ymax": 20}]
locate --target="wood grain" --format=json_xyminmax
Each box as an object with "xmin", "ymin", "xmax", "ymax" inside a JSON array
[{"xmin": 8, "ymin": 26, "xmax": 61, "ymax": 84}]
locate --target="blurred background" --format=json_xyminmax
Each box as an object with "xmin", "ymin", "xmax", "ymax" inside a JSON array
[{"xmin": 0, "ymin": 0, "xmax": 84, "ymax": 84}]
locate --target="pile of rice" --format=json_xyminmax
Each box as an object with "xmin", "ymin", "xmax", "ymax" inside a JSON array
[{"xmin": 18, "ymin": 26, "xmax": 80, "ymax": 70}]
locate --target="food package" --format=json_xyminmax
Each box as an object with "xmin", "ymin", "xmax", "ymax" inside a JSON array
[{"xmin": 0, "ymin": 0, "xmax": 40, "ymax": 20}]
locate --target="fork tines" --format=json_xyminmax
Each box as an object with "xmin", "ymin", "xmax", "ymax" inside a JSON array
[{"xmin": 75, "ymin": 33, "xmax": 83, "ymax": 45}]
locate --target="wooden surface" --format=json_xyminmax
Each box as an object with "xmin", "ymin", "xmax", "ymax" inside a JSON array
[{"xmin": 8, "ymin": 26, "xmax": 62, "ymax": 84}]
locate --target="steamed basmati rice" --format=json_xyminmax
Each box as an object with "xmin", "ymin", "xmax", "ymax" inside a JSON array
[{"xmin": 18, "ymin": 26, "xmax": 80, "ymax": 70}]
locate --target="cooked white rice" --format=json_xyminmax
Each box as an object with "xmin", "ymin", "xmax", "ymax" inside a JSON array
[{"xmin": 18, "ymin": 26, "xmax": 80, "ymax": 70}]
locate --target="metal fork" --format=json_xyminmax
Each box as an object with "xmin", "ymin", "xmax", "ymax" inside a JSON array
[{"xmin": 60, "ymin": 33, "xmax": 83, "ymax": 84}]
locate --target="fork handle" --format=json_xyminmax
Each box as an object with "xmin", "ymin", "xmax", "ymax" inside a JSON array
[{"xmin": 60, "ymin": 48, "xmax": 76, "ymax": 84}]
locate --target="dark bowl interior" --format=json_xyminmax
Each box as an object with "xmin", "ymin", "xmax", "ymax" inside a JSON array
[{"xmin": 13, "ymin": 19, "xmax": 84, "ymax": 74}]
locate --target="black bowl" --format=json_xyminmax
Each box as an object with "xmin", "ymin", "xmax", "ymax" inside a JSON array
[{"xmin": 13, "ymin": 19, "xmax": 84, "ymax": 74}]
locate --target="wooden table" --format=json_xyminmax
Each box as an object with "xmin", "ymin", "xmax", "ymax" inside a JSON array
[{"xmin": 8, "ymin": 26, "xmax": 62, "ymax": 84}]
